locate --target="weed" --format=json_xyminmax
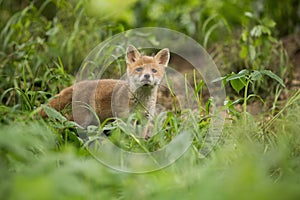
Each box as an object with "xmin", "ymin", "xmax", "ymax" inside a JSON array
[{"xmin": 214, "ymin": 68, "xmax": 285, "ymax": 120}]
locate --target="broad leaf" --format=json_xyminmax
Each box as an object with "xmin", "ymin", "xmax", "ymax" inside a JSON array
[
  {"xmin": 262, "ymin": 17, "xmax": 276, "ymax": 28},
  {"xmin": 212, "ymin": 76, "xmax": 226, "ymax": 83},
  {"xmin": 261, "ymin": 70, "xmax": 285, "ymax": 87},
  {"xmin": 240, "ymin": 46, "xmax": 248, "ymax": 59},
  {"xmin": 251, "ymin": 70, "xmax": 262, "ymax": 81},
  {"xmin": 250, "ymin": 26, "xmax": 262, "ymax": 37},
  {"xmin": 230, "ymin": 77, "xmax": 246, "ymax": 94},
  {"xmin": 41, "ymin": 105, "xmax": 67, "ymax": 123},
  {"xmin": 226, "ymin": 69, "xmax": 248, "ymax": 81}
]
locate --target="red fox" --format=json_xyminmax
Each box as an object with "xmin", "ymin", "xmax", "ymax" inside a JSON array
[{"xmin": 39, "ymin": 45, "xmax": 170, "ymax": 129}]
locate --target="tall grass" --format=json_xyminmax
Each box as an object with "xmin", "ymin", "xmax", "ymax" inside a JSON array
[
  {"xmin": 0, "ymin": 99, "xmax": 299, "ymax": 199},
  {"xmin": 0, "ymin": 0, "xmax": 124, "ymax": 109}
]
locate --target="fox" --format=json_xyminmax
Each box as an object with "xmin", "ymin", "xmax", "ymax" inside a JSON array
[{"xmin": 39, "ymin": 45, "xmax": 170, "ymax": 132}]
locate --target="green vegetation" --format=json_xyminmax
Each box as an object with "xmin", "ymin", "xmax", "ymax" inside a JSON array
[{"xmin": 1, "ymin": 0, "xmax": 300, "ymax": 199}]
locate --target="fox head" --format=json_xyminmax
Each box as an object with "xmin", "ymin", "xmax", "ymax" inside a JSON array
[{"xmin": 126, "ymin": 45, "xmax": 170, "ymax": 90}]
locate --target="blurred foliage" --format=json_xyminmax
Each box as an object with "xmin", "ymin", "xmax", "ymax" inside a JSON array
[
  {"xmin": 1, "ymin": 0, "xmax": 298, "ymax": 100},
  {"xmin": 134, "ymin": 0, "xmax": 300, "ymax": 42},
  {"xmin": 0, "ymin": 102, "xmax": 300, "ymax": 199},
  {"xmin": 0, "ymin": 0, "xmax": 126, "ymax": 106},
  {"xmin": 261, "ymin": 0, "xmax": 300, "ymax": 36}
]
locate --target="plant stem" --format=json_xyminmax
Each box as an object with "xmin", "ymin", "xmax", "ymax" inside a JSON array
[{"xmin": 243, "ymin": 79, "xmax": 250, "ymax": 121}]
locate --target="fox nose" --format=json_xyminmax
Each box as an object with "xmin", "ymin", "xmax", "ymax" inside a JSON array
[{"xmin": 144, "ymin": 74, "xmax": 150, "ymax": 79}]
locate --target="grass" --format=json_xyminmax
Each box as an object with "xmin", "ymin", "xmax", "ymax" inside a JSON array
[
  {"xmin": 1, "ymin": 0, "xmax": 300, "ymax": 199},
  {"xmin": 1, "ymin": 68, "xmax": 299, "ymax": 198},
  {"xmin": 0, "ymin": 101, "xmax": 300, "ymax": 199}
]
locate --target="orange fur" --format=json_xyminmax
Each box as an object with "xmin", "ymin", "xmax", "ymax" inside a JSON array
[{"xmin": 39, "ymin": 45, "xmax": 170, "ymax": 128}]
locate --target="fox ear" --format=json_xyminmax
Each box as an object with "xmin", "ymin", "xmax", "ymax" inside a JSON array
[
  {"xmin": 126, "ymin": 45, "xmax": 141, "ymax": 64},
  {"xmin": 155, "ymin": 48, "xmax": 170, "ymax": 67}
]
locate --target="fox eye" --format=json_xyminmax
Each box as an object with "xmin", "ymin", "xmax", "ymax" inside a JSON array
[
  {"xmin": 136, "ymin": 67, "xmax": 143, "ymax": 72},
  {"xmin": 152, "ymin": 68, "xmax": 157, "ymax": 73}
]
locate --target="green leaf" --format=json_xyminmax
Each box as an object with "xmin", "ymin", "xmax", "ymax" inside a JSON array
[
  {"xmin": 205, "ymin": 98, "xmax": 212, "ymax": 115},
  {"xmin": 250, "ymin": 26, "xmax": 262, "ymax": 37},
  {"xmin": 251, "ymin": 70, "xmax": 262, "ymax": 81},
  {"xmin": 230, "ymin": 78, "xmax": 246, "ymax": 94},
  {"xmin": 195, "ymin": 80, "xmax": 204, "ymax": 93},
  {"xmin": 241, "ymin": 30, "xmax": 248, "ymax": 42},
  {"xmin": 212, "ymin": 76, "xmax": 226, "ymax": 83},
  {"xmin": 246, "ymin": 94, "xmax": 264, "ymax": 103},
  {"xmin": 41, "ymin": 105, "xmax": 67, "ymax": 123},
  {"xmin": 226, "ymin": 69, "xmax": 249, "ymax": 82},
  {"xmin": 268, "ymin": 36, "xmax": 278, "ymax": 43},
  {"xmin": 245, "ymin": 12, "xmax": 254, "ymax": 19},
  {"xmin": 254, "ymin": 37, "xmax": 263, "ymax": 46},
  {"xmin": 262, "ymin": 17, "xmax": 276, "ymax": 28},
  {"xmin": 65, "ymin": 121, "xmax": 82, "ymax": 129},
  {"xmin": 45, "ymin": 27, "xmax": 58, "ymax": 36},
  {"xmin": 261, "ymin": 70, "xmax": 285, "ymax": 87},
  {"xmin": 249, "ymin": 45, "xmax": 256, "ymax": 61},
  {"xmin": 261, "ymin": 26, "xmax": 271, "ymax": 35},
  {"xmin": 239, "ymin": 69, "xmax": 250, "ymax": 75},
  {"xmin": 240, "ymin": 46, "xmax": 248, "ymax": 59}
]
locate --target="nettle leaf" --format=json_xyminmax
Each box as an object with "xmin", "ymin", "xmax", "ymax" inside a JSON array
[
  {"xmin": 250, "ymin": 25, "xmax": 262, "ymax": 37},
  {"xmin": 230, "ymin": 78, "xmax": 246, "ymax": 94},
  {"xmin": 65, "ymin": 121, "xmax": 82, "ymax": 129},
  {"xmin": 251, "ymin": 70, "xmax": 262, "ymax": 81},
  {"xmin": 212, "ymin": 76, "xmax": 226, "ymax": 83},
  {"xmin": 42, "ymin": 105, "xmax": 67, "ymax": 123},
  {"xmin": 226, "ymin": 70, "xmax": 248, "ymax": 94},
  {"xmin": 238, "ymin": 69, "xmax": 249, "ymax": 76},
  {"xmin": 262, "ymin": 17, "xmax": 276, "ymax": 28},
  {"xmin": 261, "ymin": 70, "xmax": 285, "ymax": 87},
  {"xmin": 212, "ymin": 76, "xmax": 228, "ymax": 87},
  {"xmin": 268, "ymin": 36, "xmax": 278, "ymax": 43},
  {"xmin": 261, "ymin": 26, "xmax": 271, "ymax": 35},
  {"xmin": 226, "ymin": 69, "xmax": 249, "ymax": 81}
]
